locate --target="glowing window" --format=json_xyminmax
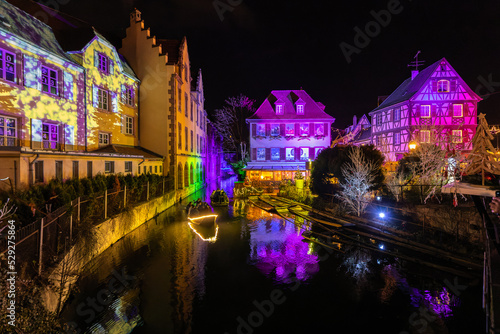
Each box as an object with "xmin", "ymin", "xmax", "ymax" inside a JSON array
[
  {"xmin": 420, "ymin": 130, "xmax": 430, "ymax": 143},
  {"xmin": 125, "ymin": 116, "xmax": 133, "ymax": 135},
  {"xmin": 452, "ymin": 130, "xmax": 462, "ymax": 143},
  {"xmin": 393, "ymin": 108, "xmax": 401, "ymax": 121},
  {"xmin": 98, "ymin": 53, "xmax": 109, "ymax": 73},
  {"xmin": 0, "ymin": 49, "xmax": 15, "ymax": 83},
  {"xmin": 285, "ymin": 124, "xmax": 294, "ymax": 136},
  {"xmin": 299, "ymin": 123, "xmax": 309, "ymax": 136},
  {"xmin": 300, "ymin": 147, "xmax": 309, "ymax": 161},
  {"xmin": 105, "ymin": 161, "xmax": 114, "ymax": 174},
  {"xmin": 286, "ymin": 148, "xmax": 295, "ymax": 161},
  {"xmin": 122, "ymin": 86, "xmax": 133, "ymax": 106},
  {"xmin": 276, "ymin": 104, "xmax": 284, "ymax": 115},
  {"xmin": 314, "ymin": 124, "xmax": 324, "ymax": 136},
  {"xmin": 271, "ymin": 148, "xmax": 280, "ymax": 161},
  {"xmin": 0, "ymin": 116, "xmax": 17, "ymax": 146},
  {"xmin": 97, "ymin": 88, "xmax": 109, "ymax": 110},
  {"xmin": 315, "ymin": 147, "xmax": 324, "ymax": 157},
  {"xmin": 41, "ymin": 66, "xmax": 58, "ymax": 95},
  {"xmin": 421, "ymin": 105, "xmax": 431, "ymax": 118},
  {"xmin": 453, "ymin": 104, "xmax": 463, "ymax": 117},
  {"xmin": 437, "ymin": 80, "xmax": 449, "ymax": 92},
  {"xmin": 99, "ymin": 132, "xmax": 109, "ymax": 146},
  {"xmin": 256, "ymin": 148, "xmax": 266, "ymax": 161},
  {"xmin": 296, "ymin": 104, "xmax": 304, "ymax": 115},
  {"xmin": 394, "ymin": 132, "xmax": 401, "ymax": 145},
  {"xmin": 256, "ymin": 124, "xmax": 265, "ymax": 136},
  {"xmin": 270, "ymin": 124, "xmax": 280, "ymax": 136},
  {"xmin": 42, "ymin": 123, "xmax": 59, "ymax": 149}
]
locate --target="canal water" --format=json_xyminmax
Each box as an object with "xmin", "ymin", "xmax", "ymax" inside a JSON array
[{"xmin": 61, "ymin": 178, "xmax": 484, "ymax": 334}]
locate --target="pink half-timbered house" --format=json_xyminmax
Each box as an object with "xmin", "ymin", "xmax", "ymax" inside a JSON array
[
  {"xmin": 369, "ymin": 58, "xmax": 481, "ymax": 162},
  {"xmin": 245, "ymin": 90, "xmax": 335, "ymax": 181}
]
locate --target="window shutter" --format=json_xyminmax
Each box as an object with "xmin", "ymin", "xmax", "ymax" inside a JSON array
[
  {"xmin": 324, "ymin": 123, "xmax": 328, "ymax": 137},
  {"xmin": 309, "ymin": 123, "xmax": 314, "ymax": 136},
  {"xmin": 265, "ymin": 124, "xmax": 270, "ymax": 136},
  {"xmin": 280, "ymin": 124, "xmax": 285, "ymax": 136},
  {"xmin": 121, "ymin": 115, "xmax": 125, "ymax": 133},
  {"xmin": 109, "ymin": 59, "xmax": 114, "ymax": 75},
  {"xmin": 450, "ymin": 80, "xmax": 457, "ymax": 92},
  {"xmin": 464, "ymin": 103, "xmax": 470, "ymax": 116},
  {"xmin": 310, "ymin": 148, "xmax": 315, "ymax": 160},
  {"xmin": 416, "ymin": 105, "xmax": 421, "ymax": 117},
  {"xmin": 65, "ymin": 124, "xmax": 74, "ymax": 151},
  {"xmin": 63, "ymin": 72, "xmax": 74, "ymax": 100},
  {"xmin": 431, "ymin": 105, "xmax": 436, "ymax": 116},
  {"xmin": 94, "ymin": 51, "xmax": 99, "ymax": 68},
  {"xmin": 295, "ymin": 123, "xmax": 300, "ymax": 136},
  {"xmin": 93, "ymin": 85, "xmax": 99, "ymax": 108},
  {"xmin": 252, "ymin": 148, "xmax": 256, "ymax": 161},
  {"xmin": 431, "ymin": 80, "xmax": 437, "ymax": 92},
  {"xmin": 265, "ymin": 148, "xmax": 271, "ymax": 161},
  {"xmin": 280, "ymin": 148, "xmax": 285, "ymax": 161},
  {"xmin": 251, "ymin": 124, "xmax": 256, "ymax": 136},
  {"xmin": 111, "ymin": 92, "xmax": 118, "ymax": 113},
  {"xmin": 31, "ymin": 119, "xmax": 42, "ymax": 149},
  {"xmin": 23, "ymin": 55, "xmax": 39, "ymax": 90},
  {"xmin": 295, "ymin": 148, "xmax": 300, "ymax": 161}
]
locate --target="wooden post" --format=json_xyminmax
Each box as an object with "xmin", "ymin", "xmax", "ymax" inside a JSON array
[
  {"xmin": 69, "ymin": 215, "xmax": 73, "ymax": 242},
  {"xmin": 38, "ymin": 218, "xmax": 44, "ymax": 275},
  {"xmin": 124, "ymin": 185, "xmax": 127, "ymax": 208},
  {"xmin": 77, "ymin": 197, "xmax": 80, "ymax": 223},
  {"xmin": 104, "ymin": 189, "xmax": 108, "ymax": 219},
  {"xmin": 147, "ymin": 181, "xmax": 150, "ymax": 201}
]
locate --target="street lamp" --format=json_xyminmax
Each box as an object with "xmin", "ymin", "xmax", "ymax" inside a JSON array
[{"xmin": 409, "ymin": 141, "xmax": 417, "ymax": 151}]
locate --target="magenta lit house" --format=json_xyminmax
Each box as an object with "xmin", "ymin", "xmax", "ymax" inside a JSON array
[
  {"xmin": 245, "ymin": 90, "xmax": 335, "ymax": 181},
  {"xmin": 369, "ymin": 58, "xmax": 481, "ymax": 162}
]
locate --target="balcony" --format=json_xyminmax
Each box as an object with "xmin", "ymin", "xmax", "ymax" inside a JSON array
[{"xmin": 0, "ymin": 137, "xmax": 19, "ymax": 147}]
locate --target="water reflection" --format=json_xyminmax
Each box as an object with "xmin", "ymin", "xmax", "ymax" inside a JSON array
[{"xmin": 187, "ymin": 222, "xmax": 219, "ymax": 242}]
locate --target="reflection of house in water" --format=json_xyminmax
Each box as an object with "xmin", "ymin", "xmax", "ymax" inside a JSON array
[{"xmin": 248, "ymin": 216, "xmax": 319, "ymax": 283}]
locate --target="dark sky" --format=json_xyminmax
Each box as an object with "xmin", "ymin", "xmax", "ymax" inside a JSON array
[{"xmin": 31, "ymin": 0, "xmax": 500, "ymax": 128}]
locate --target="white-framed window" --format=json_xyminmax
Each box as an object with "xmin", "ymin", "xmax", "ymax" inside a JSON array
[
  {"xmin": 437, "ymin": 80, "xmax": 449, "ymax": 93},
  {"xmin": 299, "ymin": 123, "xmax": 309, "ymax": 136},
  {"xmin": 98, "ymin": 53, "xmax": 109, "ymax": 73},
  {"xmin": 285, "ymin": 124, "xmax": 294, "ymax": 136},
  {"xmin": 315, "ymin": 147, "xmax": 324, "ymax": 157},
  {"xmin": 300, "ymin": 147, "xmax": 309, "ymax": 161},
  {"xmin": 296, "ymin": 104, "xmax": 304, "ymax": 115},
  {"xmin": 314, "ymin": 124, "xmax": 324, "ymax": 136},
  {"xmin": 105, "ymin": 161, "xmax": 114, "ymax": 174},
  {"xmin": 122, "ymin": 86, "xmax": 133, "ymax": 106},
  {"xmin": 286, "ymin": 147, "xmax": 295, "ymax": 161},
  {"xmin": 394, "ymin": 132, "xmax": 401, "ymax": 145},
  {"xmin": 452, "ymin": 130, "xmax": 462, "ymax": 143},
  {"xmin": 42, "ymin": 123, "xmax": 59, "ymax": 149},
  {"xmin": 270, "ymin": 124, "xmax": 280, "ymax": 136},
  {"xmin": 376, "ymin": 114, "xmax": 382, "ymax": 126},
  {"xmin": 271, "ymin": 148, "xmax": 280, "ymax": 161},
  {"xmin": 125, "ymin": 116, "xmax": 133, "ymax": 135},
  {"xmin": 256, "ymin": 124, "xmax": 266, "ymax": 136},
  {"xmin": 41, "ymin": 66, "xmax": 58, "ymax": 95},
  {"xmin": 276, "ymin": 104, "xmax": 284, "ymax": 115},
  {"xmin": 421, "ymin": 105, "xmax": 431, "ymax": 118},
  {"xmin": 256, "ymin": 148, "xmax": 266, "ymax": 161},
  {"xmin": 0, "ymin": 116, "xmax": 17, "ymax": 146},
  {"xmin": 420, "ymin": 130, "xmax": 430, "ymax": 143},
  {"xmin": 393, "ymin": 108, "xmax": 401, "ymax": 122},
  {"xmin": 453, "ymin": 104, "xmax": 463, "ymax": 117},
  {"xmin": 99, "ymin": 132, "xmax": 110, "ymax": 146},
  {"xmin": 0, "ymin": 49, "xmax": 16, "ymax": 83},
  {"xmin": 97, "ymin": 88, "xmax": 109, "ymax": 110},
  {"xmin": 125, "ymin": 161, "xmax": 132, "ymax": 173}
]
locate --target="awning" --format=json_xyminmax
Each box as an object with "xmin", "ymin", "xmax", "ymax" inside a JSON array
[{"xmin": 243, "ymin": 165, "xmax": 306, "ymax": 171}]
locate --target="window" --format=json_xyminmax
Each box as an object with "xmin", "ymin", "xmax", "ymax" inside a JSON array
[
  {"xmin": 105, "ymin": 161, "xmax": 114, "ymax": 174},
  {"xmin": 178, "ymin": 123, "xmax": 182, "ymax": 149},
  {"xmin": 185, "ymin": 127, "xmax": 188, "ymax": 151},
  {"xmin": 285, "ymin": 124, "xmax": 294, "ymax": 136},
  {"xmin": 125, "ymin": 161, "xmax": 132, "ymax": 173},
  {"xmin": 0, "ymin": 116, "xmax": 16, "ymax": 146},
  {"xmin": 315, "ymin": 147, "xmax": 324, "ymax": 157},
  {"xmin": 190, "ymin": 130, "xmax": 193, "ymax": 152},
  {"xmin": 394, "ymin": 132, "xmax": 401, "ymax": 145},
  {"xmin": 420, "ymin": 130, "xmax": 430, "ymax": 143},
  {"xmin": 256, "ymin": 124, "xmax": 266, "ymax": 136},
  {"xmin": 296, "ymin": 104, "xmax": 304, "ymax": 115},
  {"xmin": 97, "ymin": 88, "xmax": 109, "ymax": 110},
  {"xmin": 453, "ymin": 104, "xmax": 463, "ymax": 117},
  {"xmin": 437, "ymin": 80, "xmax": 449, "ymax": 93},
  {"xmin": 190, "ymin": 102, "xmax": 193, "ymax": 121},
  {"xmin": 314, "ymin": 124, "xmax": 324, "ymax": 136},
  {"xmin": 286, "ymin": 148, "xmax": 295, "ymax": 161},
  {"xmin": 72, "ymin": 161, "xmax": 79, "ymax": 179},
  {"xmin": 270, "ymin": 124, "xmax": 280, "ymax": 136},
  {"xmin": 185, "ymin": 94, "xmax": 188, "ymax": 117},
  {"xmin": 87, "ymin": 161, "xmax": 93, "ymax": 178},
  {"xmin": 452, "ymin": 130, "xmax": 462, "ymax": 143},
  {"xmin": 376, "ymin": 114, "xmax": 382, "ymax": 126},
  {"xmin": 421, "ymin": 105, "xmax": 431, "ymax": 118},
  {"xmin": 178, "ymin": 88, "xmax": 182, "ymax": 112},
  {"xmin": 149, "ymin": 166, "xmax": 152, "ymax": 173},
  {"xmin": 122, "ymin": 86, "xmax": 133, "ymax": 106},
  {"xmin": 125, "ymin": 116, "xmax": 133, "ymax": 135},
  {"xmin": 276, "ymin": 104, "xmax": 284, "ymax": 115},
  {"xmin": 155, "ymin": 166, "xmax": 158, "ymax": 173},
  {"xmin": 34, "ymin": 161, "xmax": 44, "ymax": 183},
  {"xmin": 393, "ymin": 108, "xmax": 401, "ymax": 122},
  {"xmin": 300, "ymin": 148, "xmax": 309, "ymax": 161},
  {"xmin": 376, "ymin": 136, "xmax": 381, "ymax": 146},
  {"xmin": 42, "ymin": 123, "xmax": 59, "ymax": 149},
  {"xmin": 256, "ymin": 148, "xmax": 265, "ymax": 161},
  {"xmin": 0, "ymin": 49, "xmax": 15, "ymax": 83},
  {"xmin": 200, "ymin": 137, "xmax": 204, "ymax": 154},
  {"xmin": 197, "ymin": 134, "xmax": 199, "ymax": 153},
  {"xmin": 98, "ymin": 53, "xmax": 109, "ymax": 73},
  {"xmin": 99, "ymin": 133, "xmax": 110, "ymax": 146},
  {"xmin": 41, "ymin": 66, "xmax": 58, "ymax": 95},
  {"xmin": 138, "ymin": 165, "xmax": 141, "ymax": 174},
  {"xmin": 299, "ymin": 123, "xmax": 309, "ymax": 136},
  {"xmin": 55, "ymin": 161, "xmax": 63, "ymax": 181},
  {"xmin": 271, "ymin": 148, "xmax": 280, "ymax": 161},
  {"xmin": 160, "ymin": 166, "xmax": 163, "ymax": 173}
]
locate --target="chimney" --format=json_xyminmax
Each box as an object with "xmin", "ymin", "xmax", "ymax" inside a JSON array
[
  {"xmin": 411, "ymin": 70, "xmax": 419, "ymax": 80},
  {"xmin": 353, "ymin": 115, "xmax": 357, "ymax": 126}
]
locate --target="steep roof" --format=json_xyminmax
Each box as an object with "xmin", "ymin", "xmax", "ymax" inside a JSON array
[
  {"xmin": 353, "ymin": 128, "xmax": 372, "ymax": 142},
  {"xmin": 370, "ymin": 58, "xmax": 443, "ymax": 113},
  {"xmin": 247, "ymin": 90, "xmax": 335, "ymax": 121},
  {"xmin": 0, "ymin": 0, "xmax": 73, "ymax": 61}
]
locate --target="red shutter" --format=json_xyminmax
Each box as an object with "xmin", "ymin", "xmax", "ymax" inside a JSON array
[
  {"xmin": 464, "ymin": 103, "xmax": 470, "ymax": 116},
  {"xmin": 295, "ymin": 123, "xmax": 300, "ymax": 136},
  {"xmin": 310, "ymin": 147, "xmax": 315, "ymax": 160},
  {"xmin": 431, "ymin": 105, "xmax": 436, "ymax": 116},
  {"xmin": 265, "ymin": 148, "xmax": 271, "ymax": 161},
  {"xmin": 450, "ymin": 80, "xmax": 457, "ymax": 91},
  {"xmin": 309, "ymin": 123, "xmax": 314, "ymax": 136},
  {"xmin": 280, "ymin": 124, "xmax": 285, "ymax": 136},
  {"xmin": 416, "ymin": 105, "xmax": 421, "ymax": 117},
  {"xmin": 324, "ymin": 123, "xmax": 328, "ymax": 137},
  {"xmin": 265, "ymin": 124, "xmax": 270, "ymax": 136},
  {"xmin": 252, "ymin": 148, "xmax": 256, "ymax": 161},
  {"xmin": 296, "ymin": 148, "xmax": 300, "ymax": 161},
  {"xmin": 431, "ymin": 81, "xmax": 437, "ymax": 92},
  {"xmin": 251, "ymin": 124, "xmax": 256, "ymax": 136},
  {"xmin": 280, "ymin": 148, "xmax": 286, "ymax": 160}
]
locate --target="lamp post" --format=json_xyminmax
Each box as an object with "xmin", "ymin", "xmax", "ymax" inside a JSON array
[{"xmin": 409, "ymin": 141, "xmax": 417, "ymax": 151}]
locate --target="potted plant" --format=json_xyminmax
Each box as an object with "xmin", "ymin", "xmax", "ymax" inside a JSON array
[{"xmin": 295, "ymin": 169, "xmax": 304, "ymax": 189}]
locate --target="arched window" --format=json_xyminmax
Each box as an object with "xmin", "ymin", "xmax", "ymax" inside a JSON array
[
  {"xmin": 190, "ymin": 163, "xmax": 194, "ymax": 184},
  {"xmin": 184, "ymin": 162, "xmax": 189, "ymax": 187},
  {"xmin": 177, "ymin": 163, "xmax": 183, "ymax": 189}
]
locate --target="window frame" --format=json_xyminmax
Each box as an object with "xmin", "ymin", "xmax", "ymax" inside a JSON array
[
  {"xmin": 41, "ymin": 65, "xmax": 59, "ymax": 96},
  {"xmin": 452, "ymin": 130, "xmax": 463, "ymax": 143},
  {"xmin": 394, "ymin": 132, "xmax": 401, "ymax": 145},
  {"xmin": 276, "ymin": 104, "xmax": 284, "ymax": 115},
  {"xmin": 42, "ymin": 122, "xmax": 59, "ymax": 150},
  {"xmin": 285, "ymin": 147, "xmax": 295, "ymax": 161},
  {"xmin": 104, "ymin": 161, "xmax": 115, "ymax": 174},
  {"xmin": 270, "ymin": 124, "xmax": 280, "ymax": 137},
  {"xmin": 420, "ymin": 105, "xmax": 431, "ymax": 118},
  {"xmin": 122, "ymin": 85, "xmax": 134, "ymax": 106},
  {"xmin": 296, "ymin": 104, "xmax": 304, "ymax": 115},
  {"xmin": 299, "ymin": 147, "xmax": 309, "ymax": 161},
  {"xmin": 420, "ymin": 130, "xmax": 430, "ymax": 143},
  {"xmin": 437, "ymin": 80, "xmax": 450, "ymax": 93},
  {"xmin": 256, "ymin": 124, "xmax": 266, "ymax": 136},
  {"xmin": 125, "ymin": 116, "xmax": 133, "ymax": 135},
  {"xmin": 393, "ymin": 108, "xmax": 401, "ymax": 122},
  {"xmin": 0, "ymin": 48, "xmax": 16, "ymax": 83},
  {"xmin": 97, "ymin": 53, "xmax": 109, "ymax": 74},
  {"xmin": 285, "ymin": 124, "xmax": 294, "ymax": 136},
  {"xmin": 299, "ymin": 123, "xmax": 309, "ymax": 137},
  {"xmin": 0, "ymin": 115, "xmax": 17, "ymax": 146},
  {"xmin": 452, "ymin": 104, "xmax": 463, "ymax": 117},
  {"xmin": 256, "ymin": 147, "xmax": 266, "ymax": 161},
  {"xmin": 376, "ymin": 114, "xmax": 382, "ymax": 126},
  {"xmin": 97, "ymin": 87, "xmax": 110, "ymax": 111},
  {"xmin": 270, "ymin": 147, "xmax": 280, "ymax": 161},
  {"xmin": 125, "ymin": 161, "xmax": 132, "ymax": 173},
  {"xmin": 98, "ymin": 132, "xmax": 110, "ymax": 146},
  {"xmin": 34, "ymin": 161, "xmax": 44, "ymax": 183}
]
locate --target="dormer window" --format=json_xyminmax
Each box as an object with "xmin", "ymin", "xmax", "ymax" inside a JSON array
[
  {"xmin": 437, "ymin": 80, "xmax": 449, "ymax": 93},
  {"xmin": 98, "ymin": 53, "xmax": 109, "ymax": 73},
  {"xmin": 276, "ymin": 104, "xmax": 284, "ymax": 115},
  {"xmin": 296, "ymin": 104, "xmax": 304, "ymax": 114}
]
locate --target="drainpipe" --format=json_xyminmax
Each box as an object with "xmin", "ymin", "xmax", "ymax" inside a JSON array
[
  {"xmin": 84, "ymin": 69, "xmax": 88, "ymax": 152},
  {"xmin": 29, "ymin": 153, "xmax": 40, "ymax": 186}
]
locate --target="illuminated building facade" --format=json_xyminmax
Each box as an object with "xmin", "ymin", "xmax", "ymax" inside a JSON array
[
  {"xmin": 369, "ymin": 58, "xmax": 481, "ymax": 162},
  {"xmin": 342, "ymin": 114, "xmax": 371, "ymax": 146},
  {"xmin": 245, "ymin": 90, "xmax": 335, "ymax": 181}
]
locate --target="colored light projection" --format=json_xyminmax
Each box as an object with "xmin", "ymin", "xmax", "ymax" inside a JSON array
[{"xmin": 247, "ymin": 211, "xmax": 319, "ymax": 283}]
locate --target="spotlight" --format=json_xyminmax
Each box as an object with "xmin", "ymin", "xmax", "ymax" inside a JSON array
[
  {"xmin": 376, "ymin": 196, "xmax": 381, "ymax": 201},
  {"xmin": 379, "ymin": 244, "xmax": 385, "ymax": 250},
  {"xmin": 378, "ymin": 212, "xmax": 385, "ymax": 219}
]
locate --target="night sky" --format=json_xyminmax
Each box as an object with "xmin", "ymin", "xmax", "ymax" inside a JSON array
[{"xmin": 30, "ymin": 0, "xmax": 500, "ymax": 128}]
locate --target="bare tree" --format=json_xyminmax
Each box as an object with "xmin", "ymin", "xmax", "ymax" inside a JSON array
[
  {"xmin": 0, "ymin": 198, "xmax": 16, "ymax": 234},
  {"xmin": 386, "ymin": 170, "xmax": 406, "ymax": 202},
  {"xmin": 212, "ymin": 94, "xmax": 255, "ymax": 161},
  {"xmin": 336, "ymin": 146, "xmax": 376, "ymax": 216}
]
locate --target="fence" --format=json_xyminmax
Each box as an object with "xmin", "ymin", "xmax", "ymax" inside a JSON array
[{"xmin": 0, "ymin": 177, "xmax": 174, "ymax": 278}]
